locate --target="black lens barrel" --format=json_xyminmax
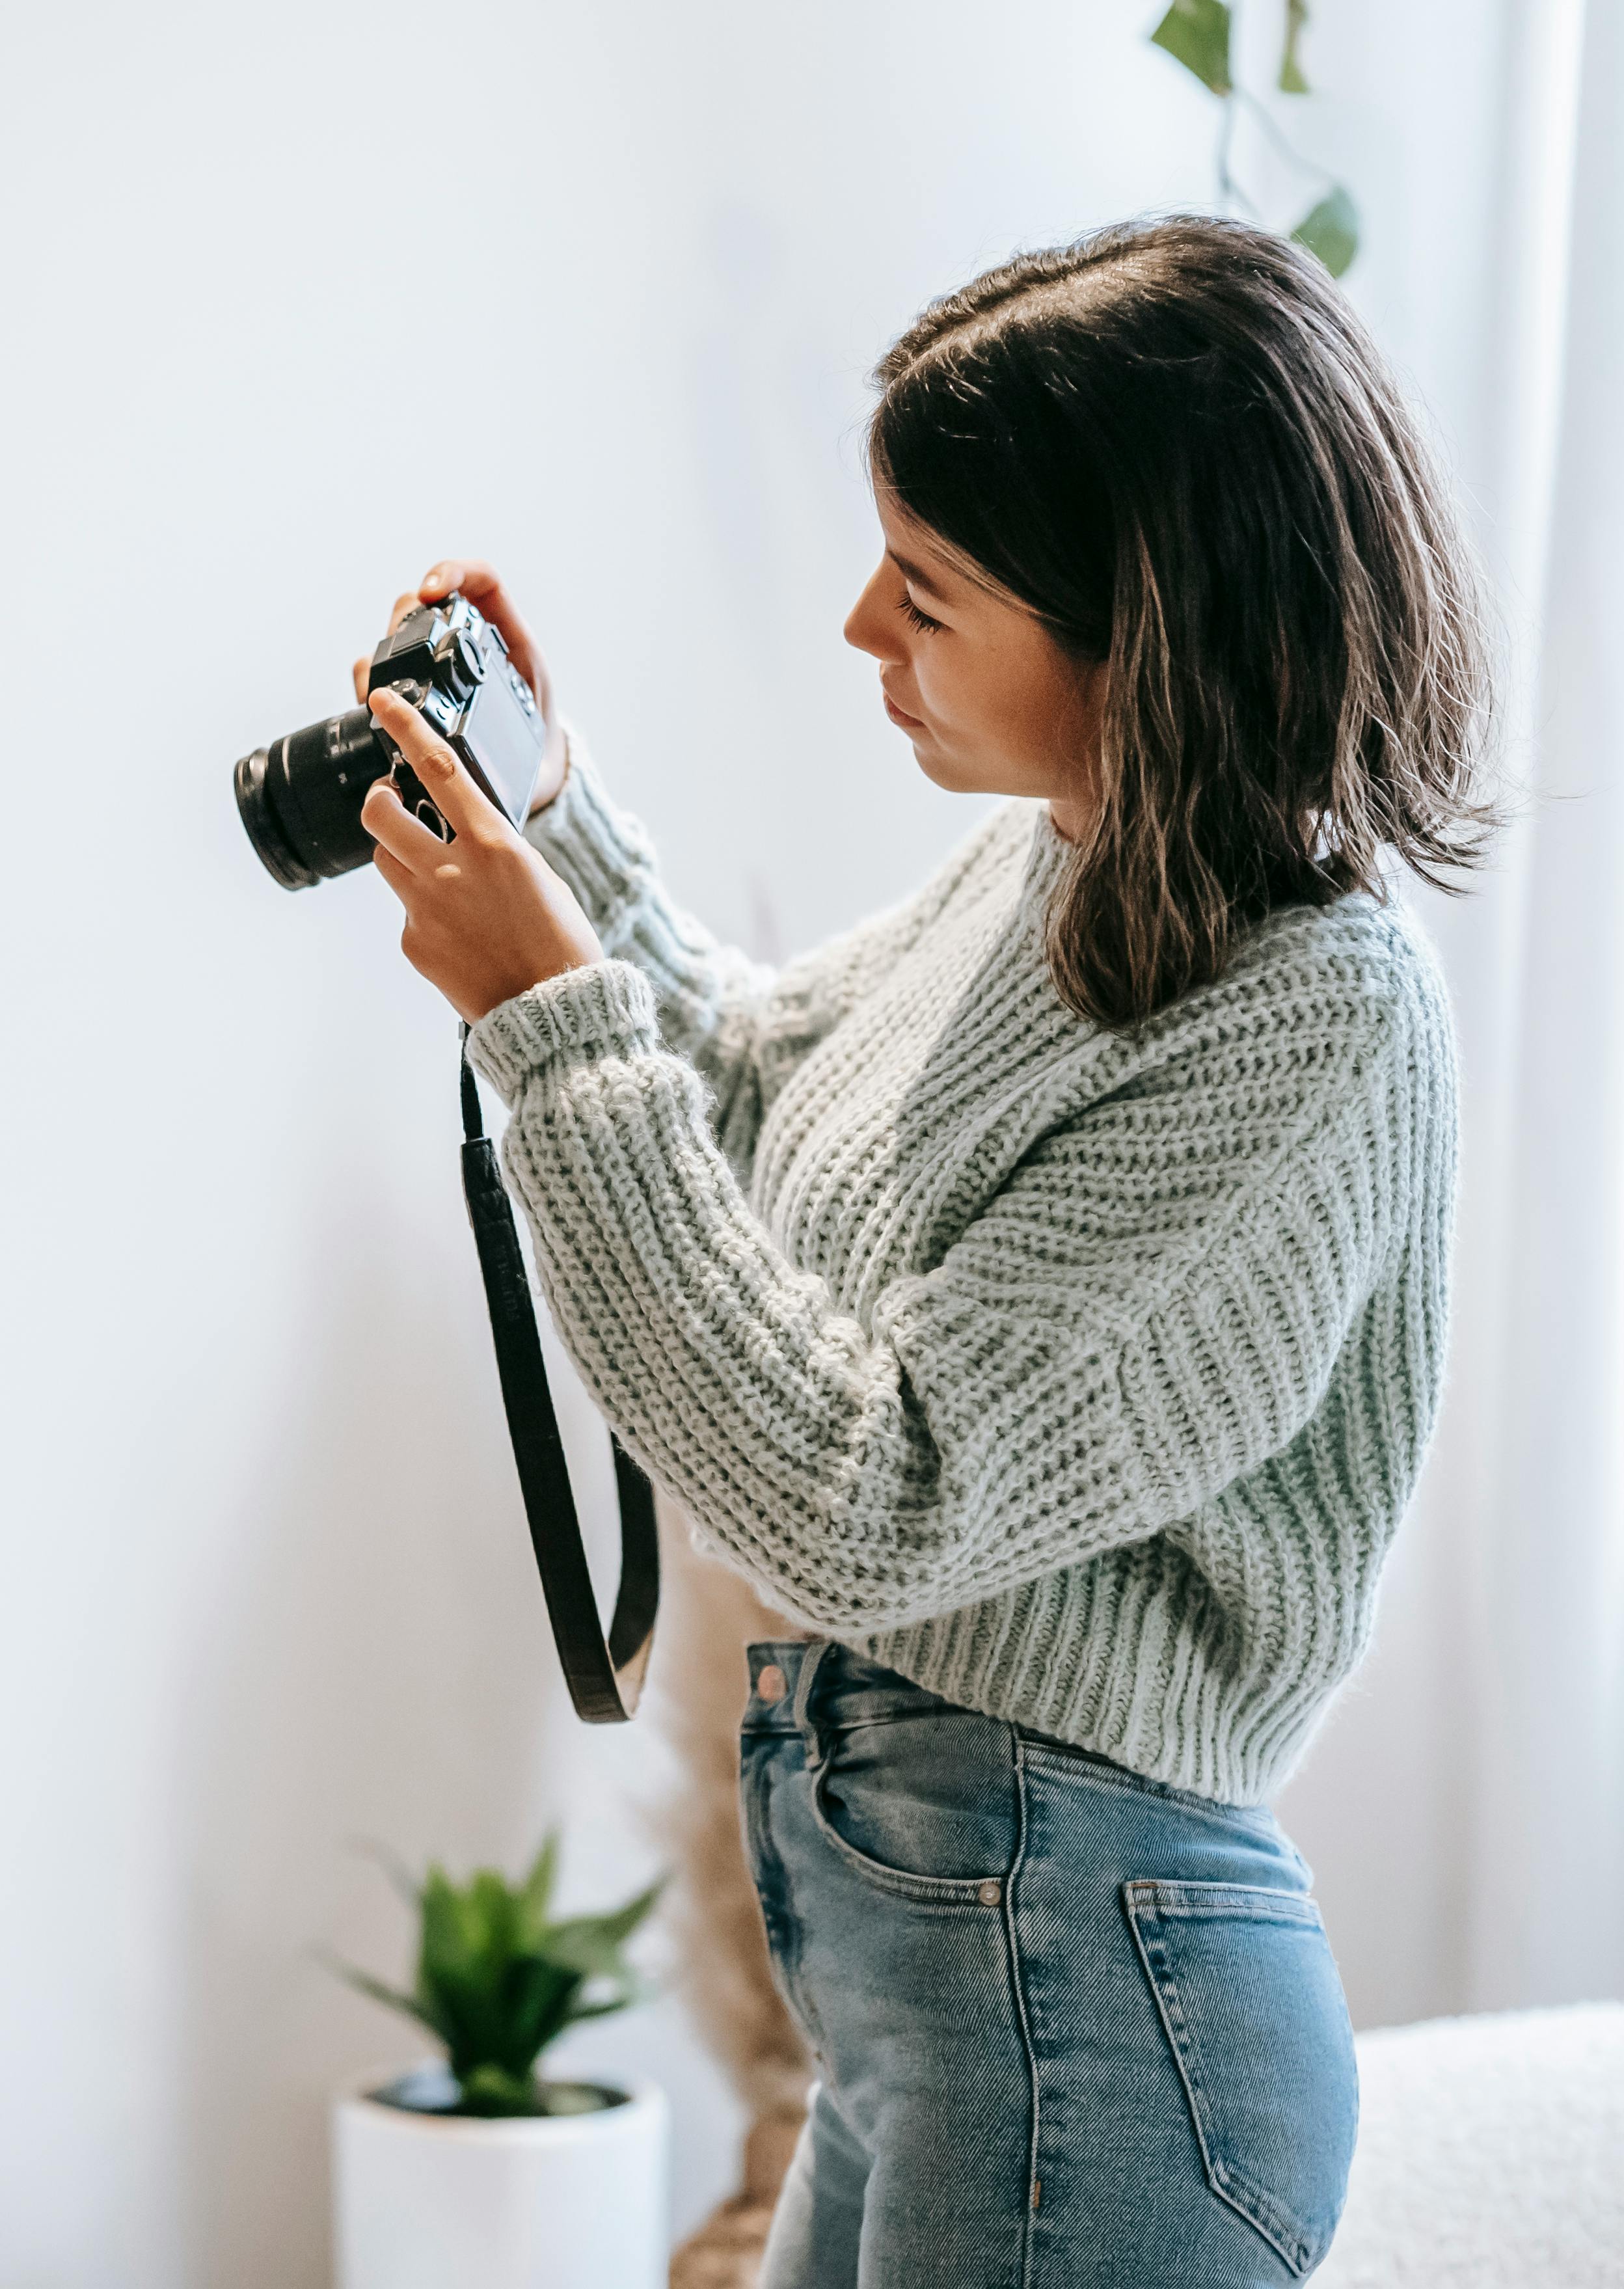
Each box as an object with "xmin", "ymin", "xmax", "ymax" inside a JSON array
[{"xmin": 234, "ymin": 707, "xmax": 391, "ymax": 889}]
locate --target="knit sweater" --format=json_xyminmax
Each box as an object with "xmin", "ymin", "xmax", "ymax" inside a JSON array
[{"xmin": 468, "ymin": 736, "xmax": 1458, "ymax": 1806}]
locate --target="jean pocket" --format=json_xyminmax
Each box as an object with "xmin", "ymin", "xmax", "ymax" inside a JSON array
[
  {"xmin": 806, "ymin": 1711, "xmax": 1016, "ymax": 1906},
  {"xmin": 1124, "ymin": 1880, "xmax": 1359, "ymax": 2277}
]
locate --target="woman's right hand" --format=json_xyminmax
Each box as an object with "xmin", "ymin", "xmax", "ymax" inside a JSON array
[{"xmin": 351, "ymin": 559, "xmax": 570, "ymax": 815}]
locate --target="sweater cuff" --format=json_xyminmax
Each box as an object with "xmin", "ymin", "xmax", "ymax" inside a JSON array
[
  {"xmin": 467, "ymin": 958, "xmax": 660, "ymax": 1106},
  {"xmin": 522, "ymin": 722, "xmax": 656, "ymax": 947}
]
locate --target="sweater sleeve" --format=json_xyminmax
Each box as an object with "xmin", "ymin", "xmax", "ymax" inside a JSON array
[
  {"xmin": 524, "ymin": 727, "xmax": 1014, "ymax": 1175},
  {"xmin": 467, "ymin": 953, "xmax": 1401, "ymax": 1636}
]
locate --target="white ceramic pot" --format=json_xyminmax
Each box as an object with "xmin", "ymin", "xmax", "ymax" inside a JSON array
[{"xmin": 332, "ymin": 2068, "xmax": 669, "ymax": 2289}]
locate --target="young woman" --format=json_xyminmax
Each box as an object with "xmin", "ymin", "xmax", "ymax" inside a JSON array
[{"xmin": 358, "ymin": 217, "xmax": 1493, "ymax": 2286}]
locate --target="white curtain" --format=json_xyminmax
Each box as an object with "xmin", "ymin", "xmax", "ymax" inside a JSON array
[
  {"xmin": 1280, "ymin": 0, "xmax": 1624, "ymax": 2022},
  {"xmin": 1455, "ymin": 0, "xmax": 1624, "ymax": 2009}
]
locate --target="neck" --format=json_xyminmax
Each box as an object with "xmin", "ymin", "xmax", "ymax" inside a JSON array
[{"xmin": 1047, "ymin": 797, "xmax": 1086, "ymax": 846}]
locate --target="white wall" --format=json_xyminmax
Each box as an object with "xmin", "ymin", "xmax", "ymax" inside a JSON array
[{"xmin": 0, "ymin": 3, "xmax": 1528, "ymax": 2281}]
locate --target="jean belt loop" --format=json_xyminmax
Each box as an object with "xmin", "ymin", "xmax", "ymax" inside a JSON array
[{"xmin": 791, "ymin": 1639, "xmax": 835, "ymax": 1776}]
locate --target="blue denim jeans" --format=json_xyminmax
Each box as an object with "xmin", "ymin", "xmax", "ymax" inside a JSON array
[{"xmin": 740, "ymin": 1640, "xmax": 1358, "ymax": 2288}]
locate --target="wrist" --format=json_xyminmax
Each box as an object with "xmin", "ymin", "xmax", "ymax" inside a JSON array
[{"xmin": 528, "ymin": 722, "xmax": 572, "ymax": 819}]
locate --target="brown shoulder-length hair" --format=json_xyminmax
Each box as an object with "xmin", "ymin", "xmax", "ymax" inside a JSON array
[{"xmin": 869, "ymin": 215, "xmax": 1498, "ymax": 1029}]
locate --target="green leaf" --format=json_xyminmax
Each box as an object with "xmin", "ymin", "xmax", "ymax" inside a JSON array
[
  {"xmin": 457, "ymin": 2063, "xmax": 545, "ymax": 2118},
  {"xmin": 419, "ymin": 1865, "xmax": 511, "ymax": 1992},
  {"xmin": 563, "ymin": 1974, "xmax": 653, "ymax": 2027},
  {"xmin": 517, "ymin": 1834, "xmax": 561, "ymax": 1947},
  {"xmin": 327, "ymin": 1958, "xmax": 450, "ymax": 2046},
  {"xmin": 1150, "ymin": 0, "xmax": 1232, "ymax": 96},
  {"xmin": 348, "ymin": 1836, "xmax": 424, "ymax": 1912},
  {"xmin": 1292, "ymin": 185, "xmax": 1360, "ymax": 277},
  {"xmin": 490, "ymin": 1955, "xmax": 584, "ymax": 2077},
  {"xmin": 1279, "ymin": 0, "xmax": 1311, "ymax": 92},
  {"xmin": 545, "ymin": 1879, "xmax": 665, "ymax": 1979}
]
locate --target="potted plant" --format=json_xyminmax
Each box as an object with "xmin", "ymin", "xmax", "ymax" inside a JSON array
[{"xmin": 329, "ymin": 1836, "xmax": 668, "ymax": 2289}]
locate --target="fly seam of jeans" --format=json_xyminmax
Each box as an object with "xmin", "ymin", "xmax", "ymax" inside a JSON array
[
  {"xmin": 1007, "ymin": 1731, "xmax": 1042, "ymax": 2288},
  {"xmin": 750, "ymin": 1722, "xmax": 840, "ymax": 2095},
  {"xmin": 789, "ymin": 1638, "xmax": 836, "ymax": 1776}
]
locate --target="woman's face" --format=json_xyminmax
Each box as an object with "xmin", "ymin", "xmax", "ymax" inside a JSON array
[{"xmin": 844, "ymin": 487, "xmax": 1104, "ymax": 841}]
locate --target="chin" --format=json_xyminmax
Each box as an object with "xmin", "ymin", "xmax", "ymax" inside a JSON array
[{"xmin": 912, "ymin": 744, "xmax": 984, "ymax": 796}]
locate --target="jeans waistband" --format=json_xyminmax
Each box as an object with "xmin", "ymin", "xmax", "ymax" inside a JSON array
[
  {"xmin": 741, "ymin": 1640, "xmax": 1289, "ymax": 1845},
  {"xmin": 744, "ymin": 1638, "xmax": 964, "ymax": 1739}
]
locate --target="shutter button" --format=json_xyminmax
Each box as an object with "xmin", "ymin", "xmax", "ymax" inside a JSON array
[
  {"xmin": 756, "ymin": 1664, "xmax": 788, "ymax": 1705},
  {"xmin": 978, "ymin": 1879, "xmax": 1002, "ymax": 1907}
]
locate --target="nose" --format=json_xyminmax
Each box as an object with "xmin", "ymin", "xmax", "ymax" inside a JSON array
[{"xmin": 844, "ymin": 563, "xmax": 901, "ymax": 663}]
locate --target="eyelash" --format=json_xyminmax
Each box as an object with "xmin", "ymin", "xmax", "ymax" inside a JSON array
[{"xmin": 897, "ymin": 594, "xmax": 943, "ymax": 634}]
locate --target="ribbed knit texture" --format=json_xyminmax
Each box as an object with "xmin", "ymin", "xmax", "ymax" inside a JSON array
[{"xmin": 469, "ymin": 735, "xmax": 1458, "ymax": 1806}]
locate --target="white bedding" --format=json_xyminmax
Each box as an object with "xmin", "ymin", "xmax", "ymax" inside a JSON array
[{"xmin": 1317, "ymin": 2003, "xmax": 1624, "ymax": 2286}]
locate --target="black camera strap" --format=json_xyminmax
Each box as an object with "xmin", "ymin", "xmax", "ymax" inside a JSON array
[{"xmin": 457, "ymin": 1032, "xmax": 659, "ymax": 1721}]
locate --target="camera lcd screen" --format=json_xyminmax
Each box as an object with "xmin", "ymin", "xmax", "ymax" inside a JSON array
[{"xmin": 455, "ymin": 673, "xmax": 545, "ymax": 826}]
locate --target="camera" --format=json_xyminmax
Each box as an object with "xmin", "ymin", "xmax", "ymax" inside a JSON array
[
  {"xmin": 234, "ymin": 592, "xmax": 546, "ymax": 889},
  {"xmin": 231, "ymin": 589, "xmax": 656, "ymax": 1718}
]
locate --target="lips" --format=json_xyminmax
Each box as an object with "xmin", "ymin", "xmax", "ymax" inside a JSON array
[{"xmin": 882, "ymin": 687, "xmax": 924, "ymax": 729}]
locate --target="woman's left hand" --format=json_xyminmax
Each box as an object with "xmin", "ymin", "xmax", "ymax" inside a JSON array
[{"xmin": 361, "ymin": 687, "xmax": 603, "ymax": 1024}]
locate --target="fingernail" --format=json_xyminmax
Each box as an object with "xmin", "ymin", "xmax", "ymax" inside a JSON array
[{"xmin": 423, "ymin": 564, "xmax": 451, "ymax": 591}]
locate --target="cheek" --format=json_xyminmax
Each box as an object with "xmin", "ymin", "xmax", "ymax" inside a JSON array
[{"xmin": 915, "ymin": 640, "xmax": 1020, "ymax": 750}]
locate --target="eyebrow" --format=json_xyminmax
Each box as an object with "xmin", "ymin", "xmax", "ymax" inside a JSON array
[{"xmin": 887, "ymin": 549, "xmax": 954, "ymax": 603}]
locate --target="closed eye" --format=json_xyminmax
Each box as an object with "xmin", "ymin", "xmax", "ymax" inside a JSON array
[{"xmin": 897, "ymin": 593, "xmax": 943, "ymax": 634}]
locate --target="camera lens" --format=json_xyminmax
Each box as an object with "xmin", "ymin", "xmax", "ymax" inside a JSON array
[
  {"xmin": 234, "ymin": 744, "xmax": 319, "ymax": 889},
  {"xmin": 234, "ymin": 707, "xmax": 390, "ymax": 889}
]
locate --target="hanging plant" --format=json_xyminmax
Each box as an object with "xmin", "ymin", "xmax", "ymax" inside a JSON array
[{"xmin": 1149, "ymin": 0, "xmax": 1360, "ymax": 275}]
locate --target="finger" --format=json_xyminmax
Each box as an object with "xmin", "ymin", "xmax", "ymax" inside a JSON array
[
  {"xmin": 353, "ymin": 655, "xmax": 369, "ymax": 704},
  {"xmin": 418, "ymin": 559, "xmax": 542, "ymax": 686},
  {"xmin": 419, "ymin": 557, "xmax": 498, "ymax": 604},
  {"xmin": 371, "ymin": 841, "xmax": 414, "ymax": 904},
  {"xmin": 368, "ymin": 690, "xmax": 509, "ymax": 841},
  {"xmin": 360, "ymin": 772, "xmax": 463, "ymax": 873},
  {"xmin": 386, "ymin": 589, "xmax": 419, "ymax": 636}
]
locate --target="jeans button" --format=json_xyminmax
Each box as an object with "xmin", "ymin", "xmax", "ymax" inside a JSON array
[
  {"xmin": 756, "ymin": 1664, "xmax": 788, "ymax": 1705},
  {"xmin": 978, "ymin": 1878, "xmax": 1002, "ymax": 1906}
]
